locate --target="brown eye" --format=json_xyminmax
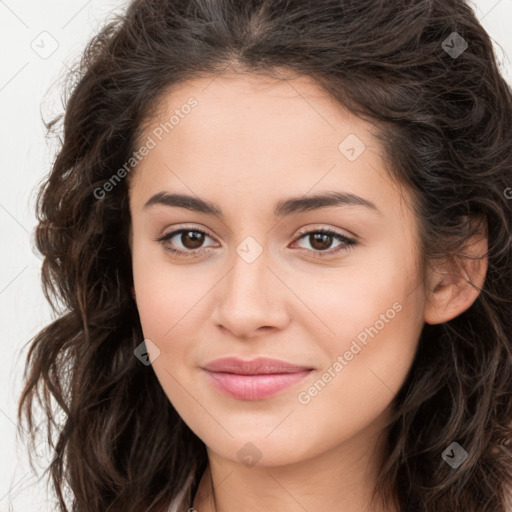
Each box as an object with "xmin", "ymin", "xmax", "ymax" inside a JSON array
[
  {"xmin": 292, "ymin": 228, "xmax": 357, "ymax": 258},
  {"xmin": 180, "ymin": 230, "xmax": 205, "ymax": 249},
  {"xmin": 155, "ymin": 227, "xmax": 217, "ymax": 258},
  {"xmin": 308, "ymin": 232, "xmax": 335, "ymax": 251}
]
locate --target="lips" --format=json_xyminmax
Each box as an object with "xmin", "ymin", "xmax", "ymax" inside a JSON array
[{"xmin": 201, "ymin": 357, "xmax": 314, "ymax": 400}]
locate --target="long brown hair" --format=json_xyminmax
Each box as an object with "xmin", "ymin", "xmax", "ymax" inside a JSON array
[{"xmin": 18, "ymin": 1, "xmax": 512, "ymax": 511}]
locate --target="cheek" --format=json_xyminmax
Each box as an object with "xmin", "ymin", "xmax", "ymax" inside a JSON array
[
  {"xmin": 290, "ymin": 245, "xmax": 419, "ymax": 346},
  {"xmin": 132, "ymin": 238, "xmax": 208, "ymax": 340},
  {"xmin": 131, "ymin": 252, "xmax": 207, "ymax": 410},
  {"xmin": 288, "ymin": 287, "xmax": 421, "ymax": 464},
  {"xmin": 291, "ymin": 245, "xmax": 423, "ymax": 402}
]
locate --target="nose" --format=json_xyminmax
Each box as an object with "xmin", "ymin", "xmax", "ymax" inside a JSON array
[{"xmin": 213, "ymin": 246, "xmax": 290, "ymax": 339}]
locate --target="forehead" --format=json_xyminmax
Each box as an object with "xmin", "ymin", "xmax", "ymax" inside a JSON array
[
  {"xmin": 128, "ymin": 71, "xmax": 410, "ymax": 227},
  {"xmin": 138, "ymin": 71, "xmax": 375, "ymax": 155}
]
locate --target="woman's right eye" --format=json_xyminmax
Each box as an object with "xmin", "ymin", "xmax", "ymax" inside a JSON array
[{"xmin": 154, "ymin": 228, "xmax": 218, "ymax": 258}]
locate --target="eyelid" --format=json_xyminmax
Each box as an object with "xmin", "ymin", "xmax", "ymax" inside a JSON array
[{"xmin": 293, "ymin": 224, "xmax": 358, "ymax": 242}]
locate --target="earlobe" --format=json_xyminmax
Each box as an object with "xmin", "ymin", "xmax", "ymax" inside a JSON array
[{"xmin": 423, "ymin": 232, "xmax": 488, "ymax": 325}]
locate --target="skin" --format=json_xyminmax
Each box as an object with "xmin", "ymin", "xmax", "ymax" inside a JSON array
[{"xmin": 127, "ymin": 70, "xmax": 487, "ymax": 512}]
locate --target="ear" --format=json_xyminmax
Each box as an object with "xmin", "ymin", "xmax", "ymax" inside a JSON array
[{"xmin": 424, "ymin": 225, "xmax": 488, "ymax": 325}]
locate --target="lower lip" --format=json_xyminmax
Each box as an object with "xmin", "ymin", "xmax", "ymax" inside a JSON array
[{"xmin": 203, "ymin": 370, "xmax": 312, "ymax": 400}]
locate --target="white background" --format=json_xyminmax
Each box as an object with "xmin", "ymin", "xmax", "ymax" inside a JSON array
[{"xmin": 1, "ymin": 1, "xmax": 511, "ymax": 510}]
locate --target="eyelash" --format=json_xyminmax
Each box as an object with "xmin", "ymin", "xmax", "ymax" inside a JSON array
[{"xmin": 154, "ymin": 226, "xmax": 357, "ymax": 259}]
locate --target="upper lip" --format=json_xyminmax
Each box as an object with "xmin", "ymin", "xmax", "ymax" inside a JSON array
[{"xmin": 202, "ymin": 357, "xmax": 313, "ymax": 375}]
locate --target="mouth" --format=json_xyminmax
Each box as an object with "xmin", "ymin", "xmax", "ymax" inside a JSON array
[{"xmin": 201, "ymin": 357, "xmax": 314, "ymax": 401}]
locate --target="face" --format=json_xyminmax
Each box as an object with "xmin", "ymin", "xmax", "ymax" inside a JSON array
[{"xmin": 128, "ymin": 71, "xmax": 427, "ymax": 468}]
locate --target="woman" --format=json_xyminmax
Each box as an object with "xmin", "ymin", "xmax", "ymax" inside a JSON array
[{"xmin": 18, "ymin": 0, "xmax": 512, "ymax": 511}]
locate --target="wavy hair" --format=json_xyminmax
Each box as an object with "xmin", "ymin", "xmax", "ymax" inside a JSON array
[{"xmin": 18, "ymin": 0, "xmax": 512, "ymax": 511}]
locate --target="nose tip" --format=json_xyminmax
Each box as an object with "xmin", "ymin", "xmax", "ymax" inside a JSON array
[{"xmin": 213, "ymin": 253, "xmax": 290, "ymax": 339}]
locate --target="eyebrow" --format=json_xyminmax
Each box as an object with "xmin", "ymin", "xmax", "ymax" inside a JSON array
[{"xmin": 143, "ymin": 190, "xmax": 380, "ymax": 217}]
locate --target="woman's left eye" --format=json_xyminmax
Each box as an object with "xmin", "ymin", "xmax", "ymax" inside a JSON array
[
  {"xmin": 154, "ymin": 227, "xmax": 357, "ymax": 258},
  {"xmin": 292, "ymin": 228, "xmax": 357, "ymax": 258}
]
